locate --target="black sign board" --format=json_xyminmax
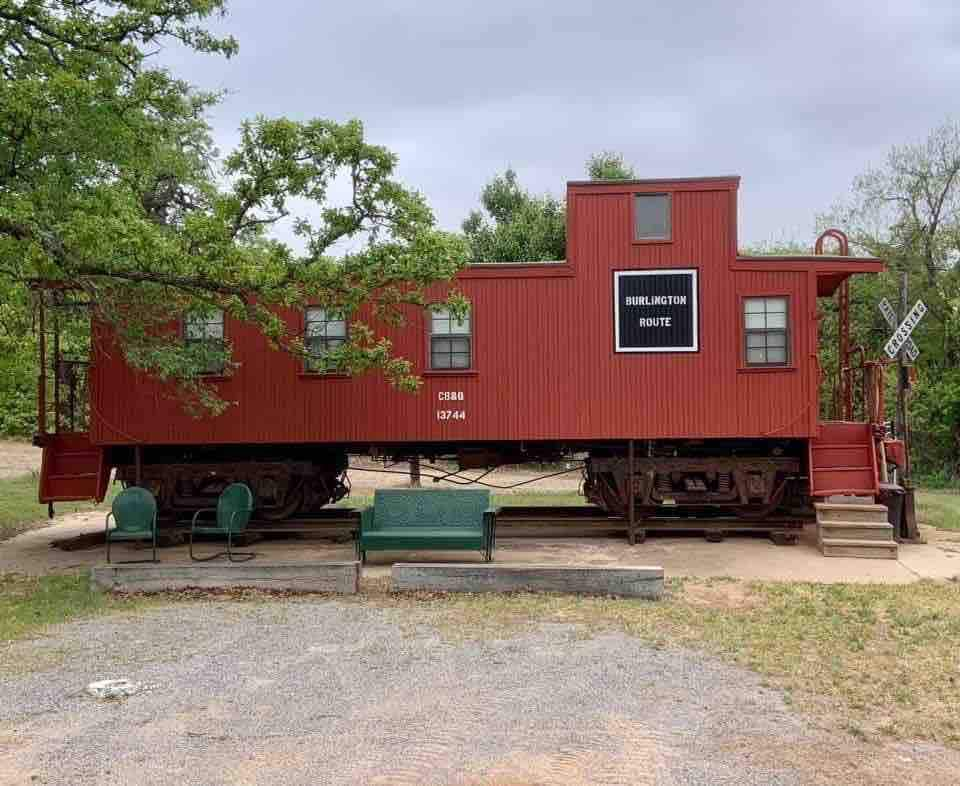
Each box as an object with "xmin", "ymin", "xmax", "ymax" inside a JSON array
[{"xmin": 614, "ymin": 268, "xmax": 699, "ymax": 352}]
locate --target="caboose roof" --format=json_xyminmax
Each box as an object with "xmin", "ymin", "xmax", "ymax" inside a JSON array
[
  {"xmin": 567, "ymin": 175, "xmax": 740, "ymax": 188},
  {"xmin": 735, "ymin": 254, "xmax": 884, "ymax": 296},
  {"xmin": 736, "ymin": 254, "xmax": 883, "ymax": 265}
]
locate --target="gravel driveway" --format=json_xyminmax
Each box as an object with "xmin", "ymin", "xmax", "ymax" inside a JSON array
[{"xmin": 1, "ymin": 599, "xmax": 956, "ymax": 786}]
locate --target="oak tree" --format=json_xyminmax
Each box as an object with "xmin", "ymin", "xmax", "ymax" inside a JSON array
[{"xmin": 0, "ymin": 1, "xmax": 467, "ymax": 415}]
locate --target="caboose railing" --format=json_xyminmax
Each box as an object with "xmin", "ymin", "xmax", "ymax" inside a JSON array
[
  {"xmin": 814, "ymin": 229, "xmax": 890, "ymax": 430},
  {"xmin": 836, "ymin": 347, "xmax": 887, "ymax": 426},
  {"xmin": 32, "ymin": 284, "xmax": 92, "ymax": 441}
]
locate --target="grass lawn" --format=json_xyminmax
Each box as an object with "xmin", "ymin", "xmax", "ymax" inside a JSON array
[
  {"xmin": 917, "ymin": 489, "xmax": 960, "ymax": 531},
  {"xmin": 0, "ymin": 473, "xmax": 116, "ymax": 544},
  {"xmin": 0, "ymin": 573, "xmax": 149, "ymax": 658},
  {"xmin": 363, "ymin": 577, "xmax": 960, "ymax": 746}
]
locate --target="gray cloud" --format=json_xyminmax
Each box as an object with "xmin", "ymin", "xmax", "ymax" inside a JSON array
[{"xmin": 161, "ymin": 0, "xmax": 960, "ymax": 248}]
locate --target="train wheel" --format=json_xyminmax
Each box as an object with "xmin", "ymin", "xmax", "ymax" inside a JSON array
[
  {"xmin": 732, "ymin": 480, "xmax": 787, "ymax": 520},
  {"xmin": 257, "ymin": 483, "xmax": 305, "ymax": 520}
]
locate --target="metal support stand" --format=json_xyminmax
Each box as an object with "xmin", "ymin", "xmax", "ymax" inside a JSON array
[
  {"xmin": 838, "ymin": 278, "xmax": 852, "ymax": 420},
  {"xmin": 896, "ymin": 270, "xmax": 921, "ymax": 542}
]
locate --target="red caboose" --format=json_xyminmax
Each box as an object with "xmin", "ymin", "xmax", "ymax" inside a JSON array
[{"xmin": 36, "ymin": 175, "xmax": 892, "ymax": 531}]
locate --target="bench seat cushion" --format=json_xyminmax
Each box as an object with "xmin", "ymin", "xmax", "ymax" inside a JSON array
[{"xmin": 360, "ymin": 527, "xmax": 484, "ymax": 551}]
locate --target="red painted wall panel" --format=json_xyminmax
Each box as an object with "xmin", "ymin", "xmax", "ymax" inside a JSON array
[{"xmin": 89, "ymin": 178, "xmax": 855, "ymax": 448}]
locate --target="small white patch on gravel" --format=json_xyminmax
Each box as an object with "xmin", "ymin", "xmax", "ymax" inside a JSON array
[{"xmin": 84, "ymin": 679, "xmax": 141, "ymax": 700}]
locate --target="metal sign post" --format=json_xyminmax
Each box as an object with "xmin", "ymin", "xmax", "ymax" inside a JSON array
[
  {"xmin": 878, "ymin": 282, "xmax": 926, "ymax": 541},
  {"xmin": 881, "ymin": 293, "xmax": 926, "ymax": 462}
]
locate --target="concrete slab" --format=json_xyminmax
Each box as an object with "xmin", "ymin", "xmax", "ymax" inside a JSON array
[
  {"xmin": 91, "ymin": 561, "xmax": 360, "ymax": 594},
  {"xmin": 5, "ymin": 510, "xmax": 960, "ymax": 585},
  {"xmin": 393, "ymin": 563, "xmax": 664, "ymax": 598}
]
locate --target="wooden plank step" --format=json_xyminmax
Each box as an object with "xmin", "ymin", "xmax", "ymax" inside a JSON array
[
  {"xmin": 818, "ymin": 522, "xmax": 894, "ymax": 541},
  {"xmin": 815, "ymin": 502, "xmax": 887, "ymax": 512},
  {"xmin": 820, "ymin": 538, "xmax": 898, "ymax": 559},
  {"xmin": 815, "ymin": 504, "xmax": 889, "ymax": 524},
  {"xmin": 811, "ymin": 443, "xmax": 873, "ymax": 450}
]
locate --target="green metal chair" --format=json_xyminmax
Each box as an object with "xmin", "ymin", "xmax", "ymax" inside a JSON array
[
  {"xmin": 189, "ymin": 482, "xmax": 255, "ymax": 562},
  {"xmin": 105, "ymin": 486, "xmax": 159, "ymax": 564}
]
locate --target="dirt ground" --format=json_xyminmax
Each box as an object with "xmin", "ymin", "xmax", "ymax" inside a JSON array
[
  {"xmin": 0, "ymin": 441, "xmax": 40, "ymax": 479},
  {"xmin": 3, "ymin": 507, "xmax": 959, "ymax": 584},
  {"xmin": 3, "ymin": 600, "xmax": 959, "ymax": 786}
]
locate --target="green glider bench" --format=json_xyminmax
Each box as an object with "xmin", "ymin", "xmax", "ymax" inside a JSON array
[{"xmin": 355, "ymin": 488, "xmax": 497, "ymax": 564}]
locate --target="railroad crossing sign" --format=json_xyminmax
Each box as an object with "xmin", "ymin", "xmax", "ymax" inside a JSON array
[
  {"xmin": 882, "ymin": 298, "xmax": 926, "ymax": 360},
  {"xmin": 878, "ymin": 298, "xmax": 920, "ymax": 361}
]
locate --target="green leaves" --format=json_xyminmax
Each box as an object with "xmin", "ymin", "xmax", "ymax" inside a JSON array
[
  {"xmin": 462, "ymin": 168, "xmax": 566, "ymax": 263},
  {"xmin": 0, "ymin": 2, "xmax": 468, "ymax": 418},
  {"xmin": 821, "ymin": 120, "xmax": 960, "ymax": 481},
  {"xmin": 585, "ymin": 151, "xmax": 636, "ymax": 181},
  {"xmin": 462, "ymin": 152, "xmax": 637, "ymax": 264}
]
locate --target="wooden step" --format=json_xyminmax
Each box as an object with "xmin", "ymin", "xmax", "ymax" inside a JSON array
[
  {"xmin": 818, "ymin": 522, "xmax": 894, "ymax": 542},
  {"xmin": 815, "ymin": 503, "xmax": 889, "ymax": 525},
  {"xmin": 820, "ymin": 537, "xmax": 898, "ymax": 559}
]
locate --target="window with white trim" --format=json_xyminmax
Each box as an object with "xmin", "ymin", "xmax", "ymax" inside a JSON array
[
  {"xmin": 743, "ymin": 297, "xmax": 789, "ymax": 366},
  {"xmin": 430, "ymin": 307, "xmax": 471, "ymax": 369},
  {"xmin": 304, "ymin": 307, "xmax": 347, "ymax": 373},
  {"xmin": 184, "ymin": 308, "xmax": 225, "ymax": 374}
]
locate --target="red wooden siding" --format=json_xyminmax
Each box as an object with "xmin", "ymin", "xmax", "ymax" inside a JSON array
[{"xmin": 89, "ymin": 177, "xmax": 881, "ymax": 447}]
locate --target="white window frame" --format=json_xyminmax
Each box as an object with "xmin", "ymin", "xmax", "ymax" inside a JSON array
[
  {"xmin": 184, "ymin": 308, "xmax": 225, "ymax": 374},
  {"xmin": 743, "ymin": 296, "xmax": 790, "ymax": 367},
  {"xmin": 304, "ymin": 307, "xmax": 347, "ymax": 373},
  {"xmin": 429, "ymin": 307, "xmax": 472, "ymax": 370}
]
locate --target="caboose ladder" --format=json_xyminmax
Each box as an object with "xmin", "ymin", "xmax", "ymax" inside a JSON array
[
  {"xmin": 810, "ymin": 422, "xmax": 897, "ymax": 559},
  {"xmin": 38, "ymin": 433, "xmax": 108, "ymax": 504},
  {"xmin": 809, "ymin": 422, "xmax": 878, "ymax": 499}
]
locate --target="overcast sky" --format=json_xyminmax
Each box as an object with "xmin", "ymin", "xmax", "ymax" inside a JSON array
[{"xmin": 162, "ymin": 0, "xmax": 960, "ymax": 249}]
